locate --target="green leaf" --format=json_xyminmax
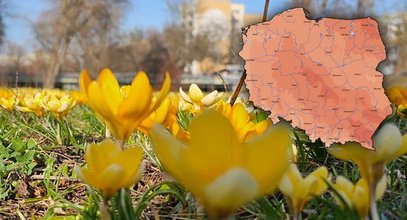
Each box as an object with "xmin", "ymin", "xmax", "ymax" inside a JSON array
[
  {"xmin": 134, "ymin": 182, "xmax": 187, "ymax": 219},
  {"xmin": 11, "ymin": 139, "xmax": 26, "ymax": 153},
  {"xmin": 26, "ymin": 138, "xmax": 37, "ymax": 149}
]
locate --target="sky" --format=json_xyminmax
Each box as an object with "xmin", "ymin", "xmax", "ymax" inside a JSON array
[
  {"xmin": 2, "ymin": 0, "xmax": 405, "ymax": 51},
  {"xmin": 3, "ymin": 0, "xmax": 290, "ymax": 49}
]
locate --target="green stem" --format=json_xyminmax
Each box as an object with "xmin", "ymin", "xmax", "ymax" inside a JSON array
[
  {"xmin": 369, "ymin": 184, "xmax": 380, "ymax": 220},
  {"xmin": 99, "ymin": 196, "xmax": 111, "ymax": 220},
  {"xmin": 105, "ymin": 125, "xmax": 111, "ymax": 139},
  {"xmin": 56, "ymin": 120, "xmax": 62, "ymax": 145}
]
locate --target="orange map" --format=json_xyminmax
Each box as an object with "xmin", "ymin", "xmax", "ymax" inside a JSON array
[{"xmin": 240, "ymin": 8, "xmax": 392, "ymax": 149}]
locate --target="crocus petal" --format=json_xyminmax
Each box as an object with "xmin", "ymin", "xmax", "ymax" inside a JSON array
[
  {"xmin": 114, "ymin": 147, "xmax": 144, "ymax": 187},
  {"xmin": 154, "ymin": 98, "xmax": 171, "ymax": 124},
  {"xmin": 189, "ymin": 84, "xmax": 204, "ymax": 102},
  {"xmin": 86, "ymin": 139, "xmax": 121, "ymax": 174},
  {"xmin": 372, "ymin": 123, "xmax": 402, "ymax": 161},
  {"xmin": 230, "ymin": 103, "xmax": 250, "ymax": 129},
  {"xmin": 79, "ymin": 69, "xmax": 92, "ymax": 96},
  {"xmin": 97, "ymin": 68, "xmax": 124, "ymax": 114},
  {"xmin": 187, "ymin": 110, "xmax": 240, "ymax": 181},
  {"xmin": 150, "ymin": 125, "xmax": 186, "ymax": 182},
  {"xmin": 76, "ymin": 167, "xmax": 104, "ymax": 190},
  {"xmin": 179, "ymin": 87, "xmax": 192, "ymax": 103},
  {"xmin": 387, "ymin": 87, "xmax": 407, "ymax": 105},
  {"xmin": 396, "ymin": 134, "xmax": 407, "ymax": 158},
  {"xmin": 202, "ymin": 90, "xmax": 219, "ymax": 106},
  {"xmin": 308, "ymin": 166, "xmax": 328, "ymax": 195},
  {"xmin": 243, "ymin": 125, "xmax": 290, "ymax": 192},
  {"xmin": 98, "ymin": 164, "xmax": 126, "ymax": 196},
  {"xmin": 328, "ymin": 142, "xmax": 372, "ymax": 166},
  {"xmin": 118, "ymin": 71, "xmax": 153, "ymax": 118},
  {"xmin": 149, "ymin": 72, "xmax": 171, "ymax": 112},
  {"xmin": 279, "ymin": 173, "xmax": 294, "ymax": 196},
  {"xmin": 254, "ymin": 119, "xmax": 270, "ymax": 135},
  {"xmin": 204, "ymin": 168, "xmax": 258, "ymax": 212},
  {"xmin": 87, "ymin": 81, "xmax": 116, "ymax": 123}
]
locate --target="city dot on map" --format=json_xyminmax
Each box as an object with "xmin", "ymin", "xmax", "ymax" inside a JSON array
[{"xmin": 240, "ymin": 8, "xmax": 392, "ymax": 149}]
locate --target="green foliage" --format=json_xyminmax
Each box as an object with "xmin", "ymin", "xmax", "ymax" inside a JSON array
[{"xmin": 0, "ymin": 104, "xmax": 406, "ymax": 219}]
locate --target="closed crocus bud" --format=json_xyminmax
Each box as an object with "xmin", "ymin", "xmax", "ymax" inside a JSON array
[
  {"xmin": 329, "ymin": 123, "xmax": 406, "ymax": 186},
  {"xmin": 329, "ymin": 123, "xmax": 405, "ymax": 220},
  {"xmin": 76, "ymin": 139, "xmax": 144, "ymax": 198},
  {"xmin": 332, "ymin": 175, "xmax": 387, "ymax": 218},
  {"xmin": 279, "ymin": 164, "xmax": 329, "ymax": 217},
  {"xmin": 151, "ymin": 110, "xmax": 291, "ymax": 219}
]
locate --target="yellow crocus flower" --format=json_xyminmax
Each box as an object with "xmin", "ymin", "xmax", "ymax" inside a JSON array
[
  {"xmin": 0, "ymin": 88, "xmax": 16, "ymax": 111},
  {"xmin": 278, "ymin": 164, "xmax": 329, "ymax": 216},
  {"xmin": 329, "ymin": 123, "xmax": 407, "ymax": 189},
  {"xmin": 386, "ymin": 86, "xmax": 407, "ymax": 106},
  {"xmin": 329, "ymin": 123, "xmax": 406, "ymax": 219},
  {"xmin": 138, "ymin": 95, "xmax": 190, "ymax": 141},
  {"xmin": 80, "ymin": 68, "xmax": 171, "ymax": 141},
  {"xmin": 179, "ymin": 84, "xmax": 220, "ymax": 113},
  {"xmin": 216, "ymin": 102, "xmax": 270, "ymax": 142},
  {"xmin": 138, "ymin": 97, "xmax": 172, "ymax": 134},
  {"xmin": 41, "ymin": 93, "xmax": 76, "ymax": 118},
  {"xmin": 386, "ymin": 87, "xmax": 407, "ymax": 118},
  {"xmin": 16, "ymin": 91, "xmax": 45, "ymax": 116},
  {"xmin": 76, "ymin": 139, "xmax": 144, "ymax": 197},
  {"xmin": 150, "ymin": 110, "xmax": 291, "ymax": 218},
  {"xmin": 396, "ymin": 103, "xmax": 407, "ymax": 118},
  {"xmin": 332, "ymin": 175, "xmax": 387, "ymax": 218},
  {"xmin": 78, "ymin": 69, "xmax": 92, "ymax": 104}
]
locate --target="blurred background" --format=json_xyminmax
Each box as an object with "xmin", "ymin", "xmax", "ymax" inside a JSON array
[{"xmin": 0, "ymin": 0, "xmax": 406, "ymax": 91}]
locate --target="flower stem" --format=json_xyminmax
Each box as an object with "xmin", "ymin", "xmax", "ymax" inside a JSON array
[
  {"xmin": 56, "ymin": 120, "xmax": 62, "ymax": 145},
  {"xmin": 99, "ymin": 196, "xmax": 111, "ymax": 220},
  {"xmin": 369, "ymin": 184, "xmax": 380, "ymax": 220},
  {"xmin": 105, "ymin": 125, "xmax": 111, "ymax": 138}
]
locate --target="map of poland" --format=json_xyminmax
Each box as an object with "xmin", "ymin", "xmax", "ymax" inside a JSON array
[{"xmin": 240, "ymin": 8, "xmax": 392, "ymax": 149}]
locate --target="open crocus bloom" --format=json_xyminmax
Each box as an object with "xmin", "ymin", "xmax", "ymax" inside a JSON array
[
  {"xmin": 179, "ymin": 83, "xmax": 220, "ymax": 113},
  {"xmin": 17, "ymin": 91, "xmax": 45, "ymax": 116},
  {"xmin": 332, "ymin": 175, "xmax": 387, "ymax": 218},
  {"xmin": 76, "ymin": 139, "xmax": 144, "ymax": 197},
  {"xmin": 41, "ymin": 93, "xmax": 76, "ymax": 118},
  {"xmin": 150, "ymin": 110, "xmax": 291, "ymax": 218},
  {"xmin": 279, "ymin": 164, "xmax": 329, "ymax": 215},
  {"xmin": 328, "ymin": 123, "xmax": 407, "ymax": 186},
  {"xmin": 80, "ymin": 68, "xmax": 171, "ymax": 141}
]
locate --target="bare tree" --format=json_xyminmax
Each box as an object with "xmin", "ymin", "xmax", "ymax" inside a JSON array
[
  {"xmin": 34, "ymin": 0, "xmax": 92, "ymax": 88},
  {"xmin": 34, "ymin": 0, "xmax": 128, "ymax": 88},
  {"xmin": 76, "ymin": 0, "xmax": 128, "ymax": 74}
]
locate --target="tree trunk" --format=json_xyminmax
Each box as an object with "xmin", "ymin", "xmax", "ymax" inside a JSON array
[{"xmin": 43, "ymin": 40, "xmax": 70, "ymax": 88}]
